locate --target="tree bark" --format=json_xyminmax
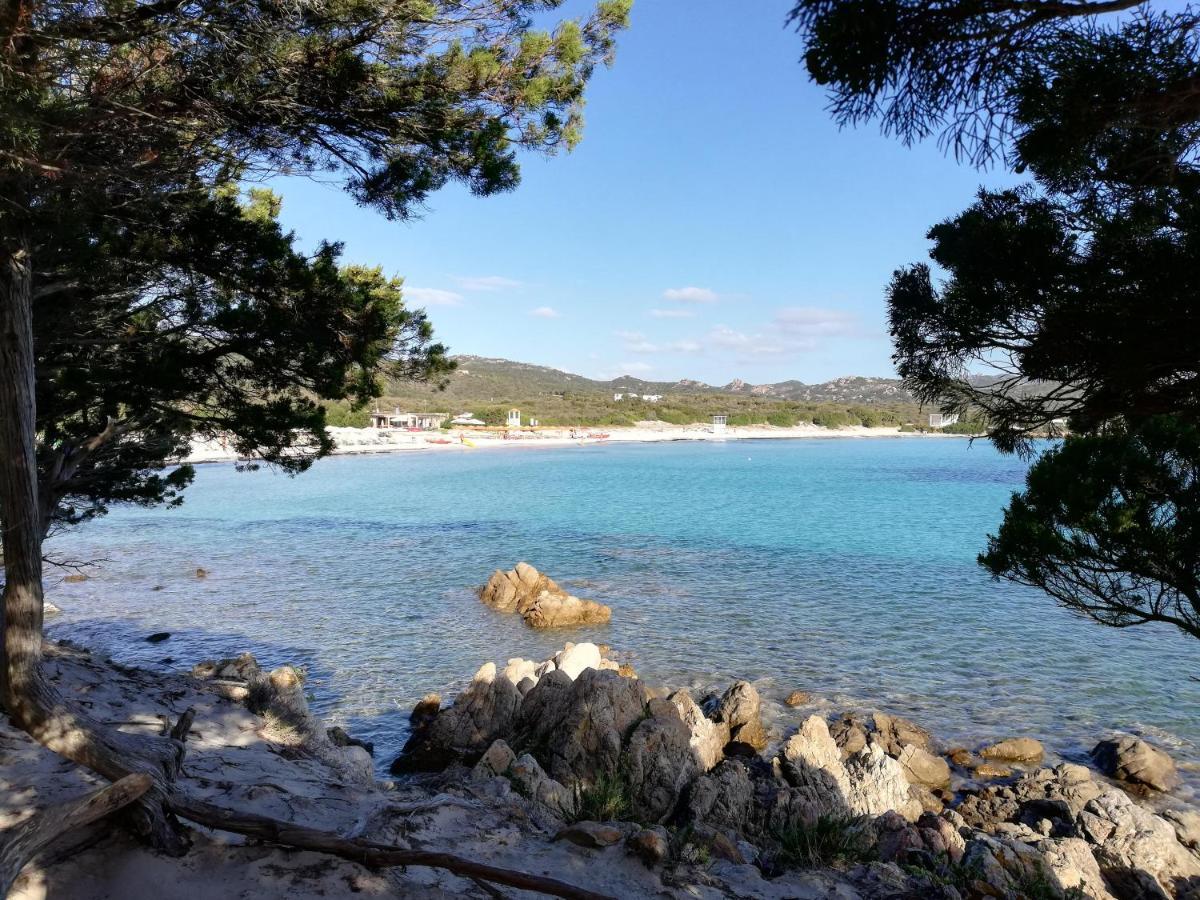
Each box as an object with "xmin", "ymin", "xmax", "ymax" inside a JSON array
[
  {"xmin": 0, "ymin": 237, "xmax": 41, "ymax": 704},
  {"xmin": 0, "ymin": 240, "xmax": 189, "ymax": 853}
]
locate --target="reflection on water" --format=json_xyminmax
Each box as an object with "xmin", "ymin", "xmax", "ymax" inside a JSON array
[{"xmin": 45, "ymin": 439, "xmax": 1199, "ymax": 790}]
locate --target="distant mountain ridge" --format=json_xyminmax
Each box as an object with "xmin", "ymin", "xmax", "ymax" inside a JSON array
[{"xmin": 429, "ymin": 356, "xmax": 917, "ymax": 404}]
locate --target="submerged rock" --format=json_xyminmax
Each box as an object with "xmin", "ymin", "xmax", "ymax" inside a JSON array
[
  {"xmin": 1092, "ymin": 735, "xmax": 1180, "ymax": 793},
  {"xmin": 479, "ymin": 563, "xmax": 612, "ymax": 628},
  {"xmin": 980, "ymin": 737, "xmax": 1044, "ymax": 764}
]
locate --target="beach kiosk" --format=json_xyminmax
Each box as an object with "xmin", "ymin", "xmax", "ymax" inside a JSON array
[
  {"xmin": 506, "ymin": 409, "xmax": 522, "ymax": 428},
  {"xmin": 712, "ymin": 414, "xmax": 727, "ymax": 435}
]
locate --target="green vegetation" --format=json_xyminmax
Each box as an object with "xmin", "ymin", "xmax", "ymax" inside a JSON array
[
  {"xmin": 571, "ymin": 770, "xmax": 633, "ymax": 823},
  {"xmin": 794, "ymin": 0, "xmax": 1200, "ymax": 643},
  {"xmin": 772, "ymin": 815, "xmax": 876, "ymax": 869},
  {"xmin": 366, "ymin": 356, "xmax": 926, "ymax": 428}
]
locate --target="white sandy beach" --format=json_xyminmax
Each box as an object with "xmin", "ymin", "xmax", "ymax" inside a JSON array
[{"xmin": 183, "ymin": 422, "xmax": 962, "ymax": 464}]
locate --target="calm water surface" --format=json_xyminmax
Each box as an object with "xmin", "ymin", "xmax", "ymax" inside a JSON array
[{"xmin": 46, "ymin": 438, "xmax": 1199, "ymax": 787}]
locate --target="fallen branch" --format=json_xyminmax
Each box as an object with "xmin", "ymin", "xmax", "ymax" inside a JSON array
[
  {"xmin": 175, "ymin": 796, "xmax": 617, "ymax": 900},
  {"xmin": 0, "ymin": 773, "xmax": 152, "ymax": 895}
]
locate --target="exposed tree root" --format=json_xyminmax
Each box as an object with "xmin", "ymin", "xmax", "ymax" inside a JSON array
[
  {"xmin": 175, "ymin": 795, "xmax": 617, "ymax": 900},
  {"xmin": 5, "ymin": 679, "xmax": 613, "ymax": 900},
  {"xmin": 0, "ymin": 773, "xmax": 152, "ymax": 895}
]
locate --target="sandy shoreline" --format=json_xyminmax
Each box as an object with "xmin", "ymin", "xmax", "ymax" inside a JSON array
[{"xmin": 184, "ymin": 422, "xmax": 963, "ymax": 464}]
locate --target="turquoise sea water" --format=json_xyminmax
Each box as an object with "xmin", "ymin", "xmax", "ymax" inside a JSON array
[{"xmin": 46, "ymin": 438, "xmax": 1199, "ymax": 788}]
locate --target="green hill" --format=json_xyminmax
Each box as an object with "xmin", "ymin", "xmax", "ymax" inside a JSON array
[{"xmin": 320, "ymin": 356, "xmax": 936, "ymax": 429}]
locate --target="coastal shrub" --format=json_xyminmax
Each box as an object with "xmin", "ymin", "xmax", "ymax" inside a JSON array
[
  {"xmin": 812, "ymin": 409, "xmax": 859, "ymax": 429},
  {"xmin": 571, "ymin": 770, "xmax": 633, "ymax": 823},
  {"xmin": 899, "ymin": 423, "xmax": 917, "ymax": 433},
  {"xmin": 322, "ymin": 402, "xmax": 371, "ymax": 428},
  {"xmin": 772, "ymin": 814, "xmax": 876, "ymax": 869},
  {"xmin": 766, "ymin": 411, "xmax": 797, "ymax": 427}
]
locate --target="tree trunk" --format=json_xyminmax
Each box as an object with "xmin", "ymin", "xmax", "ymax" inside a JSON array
[
  {"xmin": 0, "ymin": 239, "xmax": 189, "ymax": 854},
  {"xmin": 0, "ymin": 237, "xmax": 41, "ymax": 704}
]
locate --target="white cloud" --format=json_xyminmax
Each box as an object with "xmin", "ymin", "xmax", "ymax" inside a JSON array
[
  {"xmin": 665, "ymin": 339, "xmax": 702, "ymax": 353},
  {"xmin": 772, "ymin": 306, "xmax": 859, "ymax": 337},
  {"xmin": 530, "ymin": 306, "xmax": 561, "ymax": 319},
  {"xmin": 650, "ymin": 308, "xmax": 696, "ymax": 319},
  {"xmin": 707, "ymin": 325, "xmax": 807, "ymax": 356},
  {"xmin": 615, "ymin": 330, "xmax": 659, "ymax": 353},
  {"xmin": 617, "ymin": 361, "xmax": 654, "ymax": 373},
  {"xmin": 453, "ymin": 275, "xmax": 523, "ymax": 292},
  {"xmin": 405, "ymin": 287, "xmax": 463, "ymax": 307},
  {"xmin": 663, "ymin": 286, "xmax": 719, "ymax": 303}
]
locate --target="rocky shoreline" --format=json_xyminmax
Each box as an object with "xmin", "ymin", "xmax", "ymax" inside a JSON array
[
  {"xmin": 387, "ymin": 641, "xmax": 1200, "ymax": 899},
  {"xmin": 4, "ymin": 637, "xmax": 1197, "ymax": 899}
]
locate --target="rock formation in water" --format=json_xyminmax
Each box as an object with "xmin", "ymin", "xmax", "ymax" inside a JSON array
[{"xmin": 478, "ymin": 562, "xmax": 612, "ymax": 628}]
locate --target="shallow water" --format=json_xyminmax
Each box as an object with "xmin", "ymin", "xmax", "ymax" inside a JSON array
[{"xmin": 46, "ymin": 438, "xmax": 1199, "ymax": 788}]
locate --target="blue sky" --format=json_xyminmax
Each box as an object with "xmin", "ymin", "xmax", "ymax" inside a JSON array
[{"xmin": 270, "ymin": 0, "xmax": 1016, "ymax": 385}]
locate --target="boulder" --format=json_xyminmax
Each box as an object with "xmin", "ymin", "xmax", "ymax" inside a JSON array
[
  {"xmin": 958, "ymin": 763, "xmax": 1103, "ymax": 833},
  {"xmin": 779, "ymin": 715, "xmax": 852, "ymax": 803},
  {"xmin": 980, "ymin": 737, "xmax": 1044, "ymax": 764},
  {"xmin": 668, "ymin": 690, "xmax": 728, "ymax": 771},
  {"xmin": 959, "ymin": 831, "xmax": 1058, "ymax": 898},
  {"xmin": 874, "ymin": 811, "xmax": 965, "ymax": 865},
  {"xmin": 871, "ymin": 711, "xmax": 936, "ymax": 757},
  {"xmin": 784, "ymin": 690, "xmax": 811, "ymax": 707},
  {"xmin": 686, "ymin": 759, "xmax": 758, "ymax": 835},
  {"xmin": 896, "ymin": 744, "xmax": 951, "ymax": 790},
  {"xmin": 712, "ymin": 681, "xmax": 769, "ymax": 752},
  {"xmin": 1092, "ymin": 736, "xmax": 1180, "ymax": 793},
  {"xmin": 479, "ymin": 563, "xmax": 612, "ymax": 628},
  {"xmin": 1036, "ymin": 836, "xmax": 1118, "ymax": 900},
  {"xmin": 554, "ymin": 821, "xmax": 625, "ymax": 848},
  {"xmin": 515, "ymin": 667, "xmax": 647, "ymax": 785},
  {"xmin": 627, "ymin": 826, "xmax": 670, "ymax": 866},
  {"xmin": 391, "ymin": 665, "xmax": 520, "ymax": 773},
  {"xmin": 472, "ymin": 738, "xmax": 516, "ymax": 779},
  {"xmin": 508, "ymin": 753, "xmax": 575, "ymax": 819},
  {"xmin": 1082, "ymin": 788, "xmax": 1200, "ymax": 894},
  {"xmin": 844, "ymin": 744, "xmax": 922, "ymax": 820},
  {"xmin": 1163, "ymin": 808, "xmax": 1200, "ymax": 854},
  {"xmin": 829, "ymin": 715, "xmax": 868, "ymax": 757},
  {"xmin": 625, "ymin": 698, "xmax": 702, "ymax": 823},
  {"xmin": 555, "ymin": 642, "xmax": 602, "ymax": 680}
]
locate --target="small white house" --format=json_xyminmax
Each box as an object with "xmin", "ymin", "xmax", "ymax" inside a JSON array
[
  {"xmin": 642, "ymin": 394, "xmax": 662, "ymax": 403},
  {"xmin": 928, "ymin": 413, "xmax": 960, "ymax": 429},
  {"xmin": 369, "ymin": 408, "xmax": 446, "ymax": 430},
  {"xmin": 712, "ymin": 414, "xmax": 727, "ymax": 434},
  {"xmin": 506, "ymin": 409, "xmax": 522, "ymax": 428},
  {"xmin": 613, "ymin": 393, "xmax": 624, "ymax": 401}
]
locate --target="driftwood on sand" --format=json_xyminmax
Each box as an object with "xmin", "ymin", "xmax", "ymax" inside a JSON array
[
  {"xmin": 0, "ymin": 773, "xmax": 152, "ymax": 895},
  {"xmin": 1, "ymin": 696, "xmax": 612, "ymax": 900}
]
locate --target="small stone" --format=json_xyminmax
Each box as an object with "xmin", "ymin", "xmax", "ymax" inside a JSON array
[
  {"xmin": 195, "ymin": 567, "xmax": 209, "ymax": 578},
  {"xmin": 947, "ymin": 747, "xmax": 975, "ymax": 767},
  {"xmin": 980, "ymin": 737, "xmax": 1043, "ymax": 763},
  {"xmin": 554, "ymin": 821, "xmax": 624, "ymax": 848},
  {"xmin": 327, "ymin": 726, "xmax": 375, "ymax": 756},
  {"xmin": 145, "ymin": 632, "xmax": 171, "ymax": 643},
  {"xmin": 784, "ymin": 690, "xmax": 811, "ymax": 707},
  {"xmin": 975, "ymin": 762, "xmax": 1013, "ymax": 779},
  {"xmin": 627, "ymin": 827, "xmax": 670, "ymax": 866},
  {"xmin": 63, "ymin": 573, "xmax": 88, "ymax": 583}
]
